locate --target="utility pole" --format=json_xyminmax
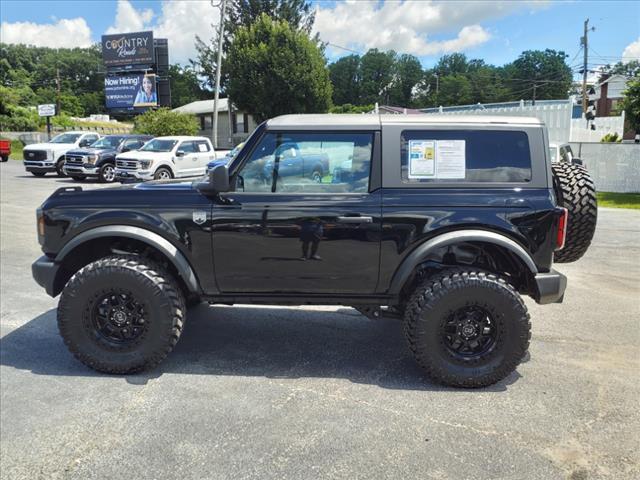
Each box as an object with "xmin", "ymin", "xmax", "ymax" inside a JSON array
[
  {"xmin": 581, "ymin": 19, "xmax": 595, "ymax": 121},
  {"xmin": 212, "ymin": 0, "xmax": 227, "ymax": 149},
  {"xmin": 55, "ymin": 68, "xmax": 61, "ymax": 116}
]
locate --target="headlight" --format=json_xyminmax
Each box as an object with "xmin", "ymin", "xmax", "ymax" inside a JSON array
[
  {"xmin": 139, "ymin": 159, "xmax": 151, "ymax": 169},
  {"xmin": 86, "ymin": 154, "xmax": 99, "ymax": 165}
]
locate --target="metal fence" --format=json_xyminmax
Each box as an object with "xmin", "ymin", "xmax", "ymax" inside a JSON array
[{"xmin": 571, "ymin": 142, "xmax": 640, "ymax": 193}]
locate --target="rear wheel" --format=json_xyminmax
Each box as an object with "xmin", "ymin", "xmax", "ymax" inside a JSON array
[
  {"xmin": 404, "ymin": 268, "xmax": 530, "ymax": 388},
  {"xmin": 311, "ymin": 169, "xmax": 322, "ymax": 183},
  {"xmin": 57, "ymin": 255, "xmax": 185, "ymax": 374},
  {"xmin": 154, "ymin": 167, "xmax": 172, "ymax": 180},
  {"xmin": 99, "ymin": 163, "xmax": 116, "ymax": 183},
  {"xmin": 552, "ymin": 163, "xmax": 597, "ymax": 263}
]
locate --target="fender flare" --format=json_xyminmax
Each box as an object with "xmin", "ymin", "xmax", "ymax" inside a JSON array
[
  {"xmin": 55, "ymin": 225, "xmax": 199, "ymax": 293},
  {"xmin": 388, "ymin": 229, "xmax": 538, "ymax": 295}
]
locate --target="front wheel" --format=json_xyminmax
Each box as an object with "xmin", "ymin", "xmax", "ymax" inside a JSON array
[
  {"xmin": 154, "ymin": 167, "xmax": 172, "ymax": 180},
  {"xmin": 57, "ymin": 255, "xmax": 186, "ymax": 374},
  {"xmin": 99, "ymin": 163, "xmax": 116, "ymax": 183},
  {"xmin": 56, "ymin": 159, "xmax": 66, "ymax": 177},
  {"xmin": 404, "ymin": 269, "xmax": 530, "ymax": 388}
]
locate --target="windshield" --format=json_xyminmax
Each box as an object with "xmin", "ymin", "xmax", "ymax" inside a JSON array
[
  {"xmin": 50, "ymin": 133, "xmax": 82, "ymax": 144},
  {"xmin": 90, "ymin": 136, "xmax": 123, "ymax": 149},
  {"xmin": 140, "ymin": 139, "xmax": 178, "ymax": 152}
]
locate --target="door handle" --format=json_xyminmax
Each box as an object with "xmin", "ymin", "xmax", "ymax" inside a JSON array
[{"xmin": 337, "ymin": 216, "xmax": 373, "ymax": 224}]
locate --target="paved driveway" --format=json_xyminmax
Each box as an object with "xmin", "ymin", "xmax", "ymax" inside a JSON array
[{"xmin": 1, "ymin": 160, "xmax": 638, "ymax": 479}]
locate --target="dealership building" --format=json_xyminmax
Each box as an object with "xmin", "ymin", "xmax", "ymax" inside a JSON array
[{"xmin": 173, "ymin": 98, "xmax": 256, "ymax": 149}]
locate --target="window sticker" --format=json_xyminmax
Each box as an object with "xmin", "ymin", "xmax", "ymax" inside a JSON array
[
  {"xmin": 198, "ymin": 143, "xmax": 208, "ymax": 152},
  {"xmin": 435, "ymin": 140, "xmax": 466, "ymax": 179},
  {"xmin": 408, "ymin": 139, "xmax": 466, "ymax": 179},
  {"xmin": 408, "ymin": 140, "xmax": 435, "ymax": 178}
]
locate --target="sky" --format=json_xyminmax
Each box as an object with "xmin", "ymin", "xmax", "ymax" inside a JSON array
[{"xmin": 1, "ymin": 0, "xmax": 639, "ymax": 76}]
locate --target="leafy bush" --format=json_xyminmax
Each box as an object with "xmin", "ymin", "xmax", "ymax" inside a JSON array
[
  {"xmin": 0, "ymin": 105, "xmax": 39, "ymax": 131},
  {"xmin": 133, "ymin": 108, "xmax": 199, "ymax": 136},
  {"xmin": 600, "ymin": 132, "xmax": 622, "ymax": 143}
]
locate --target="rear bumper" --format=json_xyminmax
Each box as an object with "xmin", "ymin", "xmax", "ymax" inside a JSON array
[
  {"xmin": 534, "ymin": 269, "xmax": 567, "ymax": 304},
  {"xmin": 32, "ymin": 255, "xmax": 59, "ymax": 297}
]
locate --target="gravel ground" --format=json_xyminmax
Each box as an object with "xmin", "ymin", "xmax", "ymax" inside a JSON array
[{"xmin": 1, "ymin": 159, "xmax": 639, "ymax": 480}]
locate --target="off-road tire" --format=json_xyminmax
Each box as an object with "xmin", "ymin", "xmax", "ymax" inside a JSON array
[
  {"xmin": 154, "ymin": 167, "xmax": 172, "ymax": 180},
  {"xmin": 404, "ymin": 268, "xmax": 531, "ymax": 388},
  {"xmin": 55, "ymin": 159, "xmax": 66, "ymax": 177},
  {"xmin": 551, "ymin": 162, "xmax": 597, "ymax": 263},
  {"xmin": 31, "ymin": 171, "xmax": 46, "ymax": 177},
  {"xmin": 57, "ymin": 254, "xmax": 185, "ymax": 374}
]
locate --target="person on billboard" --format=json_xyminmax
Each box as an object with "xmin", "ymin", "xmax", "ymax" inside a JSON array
[{"xmin": 134, "ymin": 74, "xmax": 157, "ymax": 106}]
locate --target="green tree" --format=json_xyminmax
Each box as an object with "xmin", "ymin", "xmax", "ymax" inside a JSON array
[
  {"xmin": 193, "ymin": 0, "xmax": 315, "ymax": 89},
  {"xmin": 133, "ymin": 108, "xmax": 199, "ymax": 136},
  {"xmin": 328, "ymin": 103, "xmax": 374, "ymax": 114},
  {"xmin": 388, "ymin": 54, "xmax": 423, "ymax": 106},
  {"xmin": 360, "ymin": 49, "xmax": 396, "ymax": 104},
  {"xmin": 169, "ymin": 64, "xmax": 208, "ymax": 108},
  {"xmin": 226, "ymin": 14, "xmax": 332, "ymax": 121},
  {"xmin": 617, "ymin": 78, "xmax": 640, "ymax": 133},
  {"xmin": 329, "ymin": 54, "xmax": 361, "ymax": 105},
  {"xmin": 505, "ymin": 49, "xmax": 572, "ymax": 101},
  {"xmin": 602, "ymin": 60, "xmax": 640, "ymax": 79},
  {"xmin": 438, "ymin": 75, "xmax": 473, "ymax": 106}
]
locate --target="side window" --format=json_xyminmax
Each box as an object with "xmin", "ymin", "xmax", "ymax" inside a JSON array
[
  {"xmin": 82, "ymin": 134, "xmax": 98, "ymax": 146},
  {"xmin": 401, "ymin": 130, "xmax": 532, "ymax": 183},
  {"xmin": 235, "ymin": 132, "xmax": 373, "ymax": 193},
  {"xmin": 123, "ymin": 139, "xmax": 141, "ymax": 150},
  {"xmin": 179, "ymin": 141, "xmax": 196, "ymax": 153},
  {"xmin": 195, "ymin": 140, "xmax": 211, "ymax": 152}
]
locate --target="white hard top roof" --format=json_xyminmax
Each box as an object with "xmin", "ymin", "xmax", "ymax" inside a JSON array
[{"xmin": 267, "ymin": 114, "xmax": 543, "ymax": 129}]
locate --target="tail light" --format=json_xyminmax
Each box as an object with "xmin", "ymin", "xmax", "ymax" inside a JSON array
[
  {"xmin": 36, "ymin": 208, "xmax": 45, "ymax": 245},
  {"xmin": 556, "ymin": 208, "xmax": 568, "ymax": 250}
]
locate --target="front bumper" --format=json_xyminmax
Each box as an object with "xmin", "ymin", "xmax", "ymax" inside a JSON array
[
  {"xmin": 24, "ymin": 161, "xmax": 56, "ymax": 173},
  {"xmin": 32, "ymin": 255, "xmax": 59, "ymax": 297},
  {"xmin": 63, "ymin": 164, "xmax": 99, "ymax": 176},
  {"xmin": 534, "ymin": 269, "xmax": 567, "ymax": 304},
  {"xmin": 115, "ymin": 168, "xmax": 153, "ymax": 181}
]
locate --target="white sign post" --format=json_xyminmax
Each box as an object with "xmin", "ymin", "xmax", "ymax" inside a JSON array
[{"xmin": 38, "ymin": 104, "xmax": 56, "ymax": 140}]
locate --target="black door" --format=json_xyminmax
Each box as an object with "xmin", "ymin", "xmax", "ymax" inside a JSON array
[{"xmin": 211, "ymin": 131, "xmax": 381, "ymax": 294}]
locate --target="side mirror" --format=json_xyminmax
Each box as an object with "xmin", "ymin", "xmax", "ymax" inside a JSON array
[
  {"xmin": 196, "ymin": 163, "xmax": 229, "ymax": 194},
  {"xmin": 176, "ymin": 150, "xmax": 185, "ymax": 157}
]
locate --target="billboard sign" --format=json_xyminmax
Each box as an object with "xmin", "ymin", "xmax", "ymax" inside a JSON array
[
  {"xmin": 105, "ymin": 74, "xmax": 157, "ymax": 109},
  {"xmin": 37, "ymin": 104, "xmax": 56, "ymax": 117},
  {"xmin": 102, "ymin": 31, "xmax": 154, "ymax": 67}
]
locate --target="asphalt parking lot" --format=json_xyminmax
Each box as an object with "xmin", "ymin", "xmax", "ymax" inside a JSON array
[{"xmin": 1, "ymin": 159, "xmax": 639, "ymax": 480}]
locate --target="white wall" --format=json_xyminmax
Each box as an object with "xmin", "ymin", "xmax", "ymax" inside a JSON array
[
  {"xmin": 570, "ymin": 113, "xmax": 626, "ymax": 142},
  {"xmin": 571, "ymin": 142, "xmax": 640, "ymax": 193}
]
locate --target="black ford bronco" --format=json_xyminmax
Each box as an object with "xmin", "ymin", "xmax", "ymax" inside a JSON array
[{"xmin": 32, "ymin": 115, "xmax": 597, "ymax": 387}]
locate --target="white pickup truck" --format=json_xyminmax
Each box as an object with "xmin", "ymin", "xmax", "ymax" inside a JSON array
[
  {"xmin": 115, "ymin": 136, "xmax": 217, "ymax": 181},
  {"xmin": 23, "ymin": 131, "xmax": 101, "ymax": 177}
]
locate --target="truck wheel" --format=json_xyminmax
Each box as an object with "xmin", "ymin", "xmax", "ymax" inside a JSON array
[
  {"xmin": 311, "ymin": 169, "xmax": 322, "ymax": 183},
  {"xmin": 551, "ymin": 163, "xmax": 597, "ymax": 263},
  {"xmin": 154, "ymin": 167, "xmax": 172, "ymax": 180},
  {"xmin": 57, "ymin": 255, "xmax": 185, "ymax": 374},
  {"xmin": 99, "ymin": 163, "xmax": 116, "ymax": 183},
  {"xmin": 55, "ymin": 159, "xmax": 67, "ymax": 177},
  {"xmin": 404, "ymin": 269, "xmax": 530, "ymax": 388}
]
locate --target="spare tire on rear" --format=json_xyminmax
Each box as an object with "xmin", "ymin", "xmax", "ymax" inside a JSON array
[{"xmin": 551, "ymin": 162, "xmax": 597, "ymax": 263}]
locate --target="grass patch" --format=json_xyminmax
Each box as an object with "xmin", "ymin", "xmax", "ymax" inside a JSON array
[
  {"xmin": 5, "ymin": 139, "xmax": 23, "ymax": 160},
  {"xmin": 597, "ymin": 192, "xmax": 640, "ymax": 209}
]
